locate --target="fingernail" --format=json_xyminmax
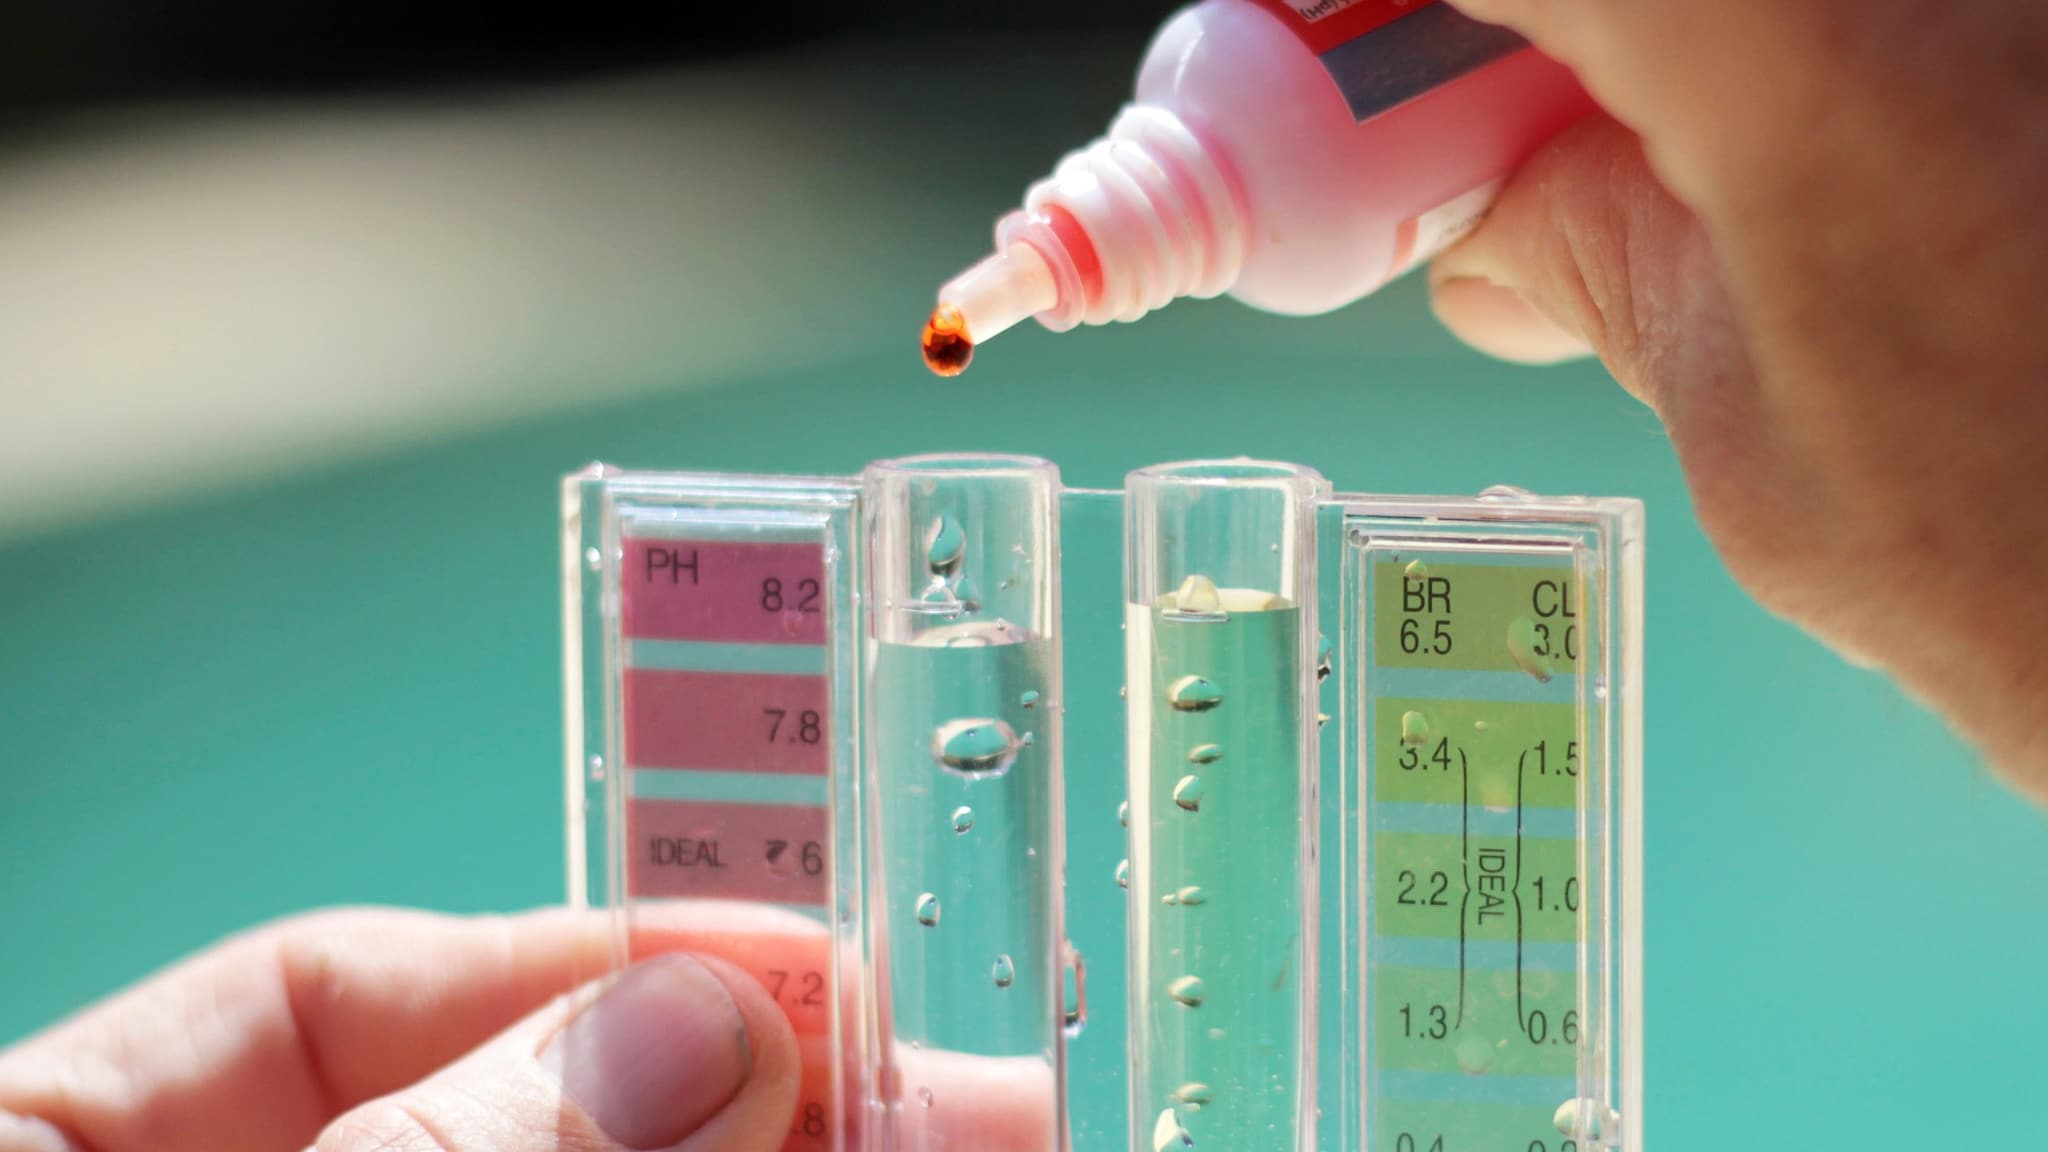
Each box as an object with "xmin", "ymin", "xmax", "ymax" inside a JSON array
[
  {"xmin": 542, "ymin": 955, "xmax": 752, "ymax": 1149},
  {"xmin": 1431, "ymin": 276, "xmax": 1593, "ymax": 365}
]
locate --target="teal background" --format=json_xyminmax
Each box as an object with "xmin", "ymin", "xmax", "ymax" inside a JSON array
[{"xmin": 3, "ymin": 66, "xmax": 2045, "ymax": 1151}]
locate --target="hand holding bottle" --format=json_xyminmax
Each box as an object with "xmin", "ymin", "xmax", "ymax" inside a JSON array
[{"xmin": 1429, "ymin": 0, "xmax": 2048, "ymax": 796}]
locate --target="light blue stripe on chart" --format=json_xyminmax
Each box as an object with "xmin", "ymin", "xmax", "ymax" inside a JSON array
[
  {"xmin": 629, "ymin": 639, "xmax": 827, "ymax": 676},
  {"xmin": 1372, "ymin": 1070, "xmax": 1576, "ymax": 1104},
  {"xmin": 1368, "ymin": 665, "xmax": 1576, "ymax": 705},
  {"xmin": 629, "ymin": 768, "xmax": 827, "ymax": 806},
  {"xmin": 1368, "ymin": 936, "xmax": 1579, "ymax": 973},
  {"xmin": 630, "ymin": 896, "xmax": 831, "ymax": 920},
  {"xmin": 1374, "ymin": 800, "xmax": 1579, "ymax": 839}
]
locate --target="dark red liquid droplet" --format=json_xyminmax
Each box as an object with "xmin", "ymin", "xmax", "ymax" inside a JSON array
[{"xmin": 921, "ymin": 304, "xmax": 974, "ymax": 376}]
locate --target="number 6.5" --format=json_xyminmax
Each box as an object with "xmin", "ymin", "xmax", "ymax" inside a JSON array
[{"xmin": 1398, "ymin": 617, "xmax": 1454, "ymax": 655}]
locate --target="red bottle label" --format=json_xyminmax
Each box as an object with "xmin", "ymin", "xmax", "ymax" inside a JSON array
[
  {"xmin": 1249, "ymin": 0, "xmax": 1434, "ymax": 53},
  {"xmin": 1248, "ymin": 0, "xmax": 1530, "ymax": 122}
]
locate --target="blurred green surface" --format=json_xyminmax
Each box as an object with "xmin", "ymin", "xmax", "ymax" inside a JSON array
[{"xmin": 2, "ymin": 271, "xmax": 2043, "ymax": 1149}]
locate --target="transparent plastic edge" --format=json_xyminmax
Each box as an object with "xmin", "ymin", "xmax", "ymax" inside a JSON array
[
  {"xmin": 1335, "ymin": 511, "xmax": 1367, "ymax": 1152},
  {"xmin": 1052, "ymin": 488, "xmax": 1127, "ymax": 1152},
  {"xmin": 1316, "ymin": 501, "xmax": 1355, "ymax": 1152},
  {"xmin": 561, "ymin": 468, "xmax": 593, "ymax": 911},
  {"xmin": 568, "ymin": 466, "xmax": 630, "ymax": 972},
  {"xmin": 830, "ymin": 494, "xmax": 868, "ymax": 1152},
  {"xmin": 1616, "ymin": 503, "xmax": 1645, "ymax": 1152}
]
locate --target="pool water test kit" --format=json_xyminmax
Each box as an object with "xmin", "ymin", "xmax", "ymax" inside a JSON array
[{"xmin": 562, "ymin": 455, "xmax": 1643, "ymax": 1152}]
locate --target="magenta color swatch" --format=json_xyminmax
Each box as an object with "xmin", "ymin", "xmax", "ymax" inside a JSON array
[
  {"xmin": 624, "ymin": 668, "xmax": 830, "ymax": 774},
  {"xmin": 627, "ymin": 799, "xmax": 831, "ymax": 905},
  {"xmin": 621, "ymin": 537, "xmax": 828, "ymax": 645}
]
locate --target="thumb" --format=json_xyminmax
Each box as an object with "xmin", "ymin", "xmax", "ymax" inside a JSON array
[{"xmin": 315, "ymin": 953, "xmax": 800, "ymax": 1152}]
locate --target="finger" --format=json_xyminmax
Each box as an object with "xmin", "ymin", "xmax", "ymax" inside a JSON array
[
  {"xmin": 1430, "ymin": 113, "xmax": 1751, "ymax": 424},
  {"xmin": 1427, "ymin": 109, "xmax": 1853, "ymax": 670},
  {"xmin": 1426, "ymin": 277, "xmax": 1590, "ymax": 365},
  {"xmin": 886, "ymin": 1044, "xmax": 1060, "ymax": 1152},
  {"xmin": 1427, "ymin": 111, "xmax": 1801, "ymax": 575},
  {"xmin": 1442, "ymin": 0, "xmax": 1776, "ymax": 129},
  {"xmin": 1441, "ymin": 0, "xmax": 1900, "ymax": 213},
  {"xmin": 0, "ymin": 903, "xmax": 830, "ymax": 1152},
  {"xmin": 316, "ymin": 952, "xmax": 798, "ymax": 1152}
]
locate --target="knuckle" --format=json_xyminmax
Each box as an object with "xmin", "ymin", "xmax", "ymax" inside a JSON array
[
  {"xmin": 315, "ymin": 1098, "xmax": 458, "ymax": 1152},
  {"xmin": 1523, "ymin": 118, "xmax": 1668, "ymax": 380},
  {"xmin": 275, "ymin": 909, "xmax": 454, "ymax": 1029}
]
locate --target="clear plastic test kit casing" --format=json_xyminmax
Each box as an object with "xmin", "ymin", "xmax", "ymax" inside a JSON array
[{"xmin": 563, "ymin": 456, "xmax": 1643, "ymax": 1152}]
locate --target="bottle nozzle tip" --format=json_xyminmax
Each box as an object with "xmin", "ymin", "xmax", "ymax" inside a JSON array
[
  {"xmin": 921, "ymin": 303, "xmax": 975, "ymax": 377},
  {"xmin": 924, "ymin": 243, "xmax": 1059, "ymax": 375}
]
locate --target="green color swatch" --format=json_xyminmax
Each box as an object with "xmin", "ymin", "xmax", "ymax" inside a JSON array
[
  {"xmin": 1370, "ymin": 1100, "xmax": 1583, "ymax": 1152},
  {"xmin": 1371, "ymin": 834, "xmax": 1579, "ymax": 944},
  {"xmin": 1371, "ymin": 697, "xmax": 1579, "ymax": 810},
  {"xmin": 1370, "ymin": 964, "xmax": 1578, "ymax": 1077}
]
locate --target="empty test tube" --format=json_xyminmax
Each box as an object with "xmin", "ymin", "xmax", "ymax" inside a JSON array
[
  {"xmin": 862, "ymin": 454, "xmax": 1066, "ymax": 1152},
  {"xmin": 1124, "ymin": 460, "xmax": 1326, "ymax": 1152}
]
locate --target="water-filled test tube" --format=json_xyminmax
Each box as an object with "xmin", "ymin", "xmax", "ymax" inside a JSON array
[
  {"xmin": 862, "ymin": 455, "xmax": 1066, "ymax": 1152},
  {"xmin": 1124, "ymin": 460, "xmax": 1326, "ymax": 1152}
]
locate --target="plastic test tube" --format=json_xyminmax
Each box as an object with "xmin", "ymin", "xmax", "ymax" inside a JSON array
[
  {"xmin": 1124, "ymin": 460, "xmax": 1326, "ymax": 1152},
  {"xmin": 861, "ymin": 454, "xmax": 1067, "ymax": 1152}
]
